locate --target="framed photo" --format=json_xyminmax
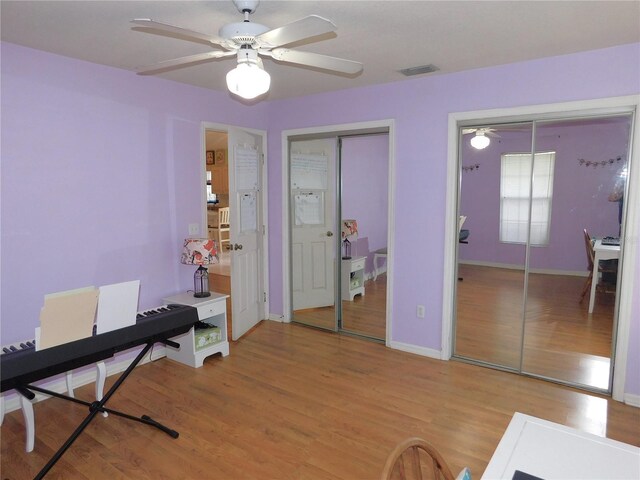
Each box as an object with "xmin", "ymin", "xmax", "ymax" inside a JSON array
[
  {"xmin": 215, "ymin": 150, "xmax": 226, "ymax": 165},
  {"xmin": 206, "ymin": 150, "xmax": 215, "ymax": 165}
]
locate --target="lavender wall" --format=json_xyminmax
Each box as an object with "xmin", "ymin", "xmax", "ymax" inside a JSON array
[
  {"xmin": 265, "ymin": 44, "xmax": 640, "ymax": 395},
  {"xmin": 341, "ymin": 134, "xmax": 389, "ymax": 275},
  {"xmin": 459, "ymin": 120, "xmax": 629, "ymax": 271},
  {"xmin": 1, "ymin": 43, "xmax": 267, "ymax": 346},
  {"xmin": 1, "ymin": 41, "xmax": 639, "ymax": 398}
]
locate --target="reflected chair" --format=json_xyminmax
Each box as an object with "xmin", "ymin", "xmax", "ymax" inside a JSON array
[
  {"xmin": 213, "ymin": 207, "xmax": 230, "ymax": 249},
  {"xmin": 373, "ymin": 248, "xmax": 388, "ymax": 281},
  {"xmin": 580, "ymin": 229, "xmax": 617, "ymax": 302},
  {"xmin": 381, "ymin": 437, "xmax": 466, "ymax": 480}
]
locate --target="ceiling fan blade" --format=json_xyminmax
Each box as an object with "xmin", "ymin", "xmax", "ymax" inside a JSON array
[
  {"xmin": 136, "ymin": 51, "xmax": 235, "ymax": 75},
  {"xmin": 269, "ymin": 48, "xmax": 363, "ymax": 74},
  {"xmin": 131, "ymin": 19, "xmax": 231, "ymax": 48},
  {"xmin": 256, "ymin": 15, "xmax": 336, "ymax": 49}
]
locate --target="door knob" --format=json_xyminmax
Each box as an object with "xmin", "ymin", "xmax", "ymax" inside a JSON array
[
  {"xmin": 225, "ymin": 243, "xmax": 233, "ymax": 251},
  {"xmin": 234, "ymin": 243, "xmax": 243, "ymax": 250},
  {"xmin": 326, "ymin": 231, "xmax": 334, "ymax": 237}
]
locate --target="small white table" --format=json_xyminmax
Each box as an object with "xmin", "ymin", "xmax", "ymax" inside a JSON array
[
  {"xmin": 588, "ymin": 239, "xmax": 620, "ymax": 313},
  {"xmin": 162, "ymin": 292, "xmax": 229, "ymax": 368},
  {"xmin": 341, "ymin": 256, "xmax": 365, "ymax": 301},
  {"xmin": 482, "ymin": 413, "xmax": 640, "ymax": 480}
]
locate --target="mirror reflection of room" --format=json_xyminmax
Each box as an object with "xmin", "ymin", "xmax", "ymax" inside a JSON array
[
  {"xmin": 454, "ymin": 114, "xmax": 632, "ymax": 392},
  {"xmin": 340, "ymin": 134, "xmax": 389, "ymax": 340},
  {"xmin": 290, "ymin": 138, "xmax": 338, "ymax": 330}
]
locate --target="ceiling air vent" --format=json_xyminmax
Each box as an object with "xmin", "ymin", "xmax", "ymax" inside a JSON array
[{"xmin": 399, "ymin": 64, "xmax": 439, "ymax": 76}]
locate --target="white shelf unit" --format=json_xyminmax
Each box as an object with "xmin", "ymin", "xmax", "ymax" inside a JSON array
[
  {"xmin": 341, "ymin": 256, "xmax": 366, "ymax": 301},
  {"xmin": 162, "ymin": 292, "xmax": 229, "ymax": 368}
]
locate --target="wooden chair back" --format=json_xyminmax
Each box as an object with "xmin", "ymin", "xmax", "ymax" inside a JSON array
[
  {"xmin": 583, "ymin": 228, "xmax": 594, "ymax": 271},
  {"xmin": 219, "ymin": 207, "xmax": 230, "ymax": 226},
  {"xmin": 381, "ymin": 438, "xmax": 455, "ymax": 480}
]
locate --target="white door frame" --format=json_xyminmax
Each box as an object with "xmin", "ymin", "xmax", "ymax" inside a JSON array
[
  {"xmin": 442, "ymin": 95, "xmax": 640, "ymax": 402},
  {"xmin": 281, "ymin": 119, "xmax": 396, "ymax": 346},
  {"xmin": 201, "ymin": 122, "xmax": 270, "ymax": 324}
]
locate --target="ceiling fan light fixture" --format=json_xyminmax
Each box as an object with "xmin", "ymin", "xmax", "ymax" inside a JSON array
[
  {"xmin": 470, "ymin": 131, "xmax": 490, "ymax": 150},
  {"xmin": 226, "ymin": 50, "xmax": 271, "ymax": 99}
]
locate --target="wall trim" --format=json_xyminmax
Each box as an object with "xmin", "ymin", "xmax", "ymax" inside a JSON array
[
  {"xmin": 459, "ymin": 260, "xmax": 588, "ymax": 277},
  {"xmin": 388, "ymin": 340, "xmax": 442, "ymax": 360},
  {"xmin": 624, "ymin": 393, "xmax": 640, "ymax": 408}
]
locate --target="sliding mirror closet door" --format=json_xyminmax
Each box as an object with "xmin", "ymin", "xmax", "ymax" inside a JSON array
[
  {"xmin": 339, "ymin": 134, "xmax": 389, "ymax": 340},
  {"xmin": 290, "ymin": 138, "xmax": 338, "ymax": 331},
  {"xmin": 521, "ymin": 115, "xmax": 632, "ymax": 391},
  {"xmin": 454, "ymin": 123, "xmax": 534, "ymax": 369}
]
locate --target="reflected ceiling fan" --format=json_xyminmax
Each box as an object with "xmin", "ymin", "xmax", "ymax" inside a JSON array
[
  {"xmin": 132, "ymin": 0, "xmax": 363, "ymax": 99},
  {"xmin": 462, "ymin": 128, "xmax": 500, "ymax": 150}
]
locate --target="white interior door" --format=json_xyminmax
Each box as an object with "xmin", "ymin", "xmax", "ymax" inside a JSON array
[
  {"xmin": 291, "ymin": 138, "xmax": 337, "ymax": 311},
  {"xmin": 228, "ymin": 127, "xmax": 265, "ymax": 340}
]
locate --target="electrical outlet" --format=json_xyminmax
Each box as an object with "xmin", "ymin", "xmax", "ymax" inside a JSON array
[
  {"xmin": 188, "ymin": 223, "xmax": 200, "ymax": 235},
  {"xmin": 416, "ymin": 305, "xmax": 425, "ymax": 318}
]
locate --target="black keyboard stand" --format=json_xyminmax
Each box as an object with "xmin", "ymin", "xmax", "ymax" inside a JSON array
[{"xmin": 21, "ymin": 342, "xmax": 179, "ymax": 480}]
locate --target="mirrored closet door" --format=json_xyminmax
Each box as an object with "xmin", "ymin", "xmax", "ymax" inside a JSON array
[
  {"xmin": 290, "ymin": 138, "xmax": 338, "ymax": 331},
  {"xmin": 288, "ymin": 131, "xmax": 390, "ymax": 342},
  {"xmin": 454, "ymin": 113, "xmax": 633, "ymax": 393}
]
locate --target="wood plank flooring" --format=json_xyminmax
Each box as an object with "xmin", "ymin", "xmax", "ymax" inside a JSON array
[{"xmin": 2, "ymin": 321, "xmax": 638, "ymax": 479}]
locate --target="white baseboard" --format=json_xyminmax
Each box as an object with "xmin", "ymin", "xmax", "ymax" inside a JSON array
[
  {"xmin": 2, "ymin": 345, "xmax": 167, "ymax": 414},
  {"xmin": 388, "ymin": 340, "xmax": 441, "ymax": 360},
  {"xmin": 267, "ymin": 314, "xmax": 286, "ymax": 322},
  {"xmin": 459, "ymin": 260, "xmax": 588, "ymax": 277},
  {"xmin": 624, "ymin": 393, "xmax": 640, "ymax": 408}
]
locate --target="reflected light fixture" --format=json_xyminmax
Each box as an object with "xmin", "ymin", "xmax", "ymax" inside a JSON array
[
  {"xmin": 226, "ymin": 48, "xmax": 271, "ymax": 100},
  {"xmin": 470, "ymin": 131, "xmax": 490, "ymax": 150}
]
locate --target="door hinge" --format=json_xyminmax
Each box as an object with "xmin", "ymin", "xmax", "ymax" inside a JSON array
[
  {"xmin": 263, "ymin": 292, "xmax": 267, "ymax": 302},
  {"xmin": 262, "ymin": 225, "xmax": 266, "ymax": 235}
]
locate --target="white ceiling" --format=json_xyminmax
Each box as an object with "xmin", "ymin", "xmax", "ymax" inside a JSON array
[{"xmin": 2, "ymin": 1, "xmax": 639, "ymax": 101}]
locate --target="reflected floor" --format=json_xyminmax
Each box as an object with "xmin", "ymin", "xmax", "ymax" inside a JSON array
[
  {"xmin": 455, "ymin": 264, "xmax": 614, "ymax": 390},
  {"xmin": 293, "ymin": 274, "xmax": 386, "ymax": 340}
]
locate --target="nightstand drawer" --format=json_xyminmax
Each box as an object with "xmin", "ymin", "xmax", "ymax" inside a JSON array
[
  {"xmin": 351, "ymin": 257, "xmax": 365, "ymax": 272},
  {"xmin": 197, "ymin": 301, "xmax": 225, "ymax": 320}
]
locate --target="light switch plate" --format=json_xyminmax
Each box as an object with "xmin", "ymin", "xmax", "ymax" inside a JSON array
[{"xmin": 188, "ymin": 223, "xmax": 200, "ymax": 235}]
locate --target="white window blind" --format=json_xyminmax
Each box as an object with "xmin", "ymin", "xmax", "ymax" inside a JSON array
[{"xmin": 500, "ymin": 152, "xmax": 555, "ymax": 245}]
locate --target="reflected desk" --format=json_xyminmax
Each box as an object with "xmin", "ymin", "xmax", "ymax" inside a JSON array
[
  {"xmin": 482, "ymin": 413, "xmax": 640, "ymax": 480},
  {"xmin": 589, "ymin": 239, "xmax": 620, "ymax": 313}
]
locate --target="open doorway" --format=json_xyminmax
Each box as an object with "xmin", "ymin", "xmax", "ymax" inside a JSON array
[{"xmin": 205, "ymin": 129, "xmax": 232, "ymax": 338}]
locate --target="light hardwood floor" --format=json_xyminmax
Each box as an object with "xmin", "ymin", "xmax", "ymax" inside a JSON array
[
  {"xmin": 2, "ymin": 321, "xmax": 638, "ymax": 479},
  {"xmin": 455, "ymin": 264, "xmax": 614, "ymax": 390}
]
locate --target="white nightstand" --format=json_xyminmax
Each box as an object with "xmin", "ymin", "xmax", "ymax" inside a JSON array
[
  {"xmin": 341, "ymin": 256, "xmax": 366, "ymax": 301},
  {"xmin": 162, "ymin": 292, "xmax": 229, "ymax": 368}
]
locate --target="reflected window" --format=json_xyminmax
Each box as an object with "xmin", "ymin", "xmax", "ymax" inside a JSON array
[{"xmin": 500, "ymin": 151, "xmax": 555, "ymax": 245}]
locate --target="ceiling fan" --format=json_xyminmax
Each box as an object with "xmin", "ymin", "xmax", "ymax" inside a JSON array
[
  {"xmin": 462, "ymin": 128, "xmax": 500, "ymax": 150},
  {"xmin": 132, "ymin": 0, "xmax": 363, "ymax": 100},
  {"xmin": 461, "ymin": 127, "xmax": 501, "ymax": 137}
]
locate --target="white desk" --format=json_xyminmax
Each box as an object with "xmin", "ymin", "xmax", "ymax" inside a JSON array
[
  {"xmin": 482, "ymin": 413, "xmax": 640, "ymax": 480},
  {"xmin": 589, "ymin": 239, "xmax": 620, "ymax": 313}
]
